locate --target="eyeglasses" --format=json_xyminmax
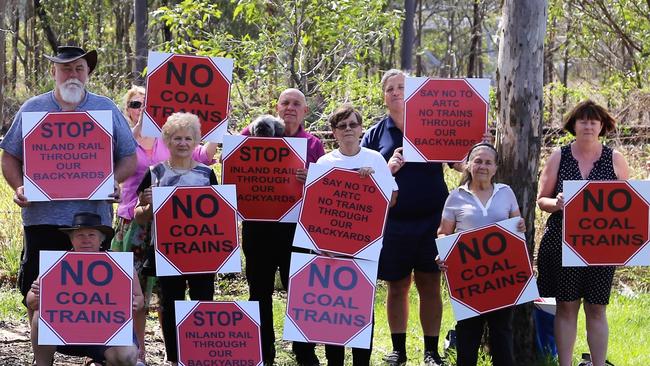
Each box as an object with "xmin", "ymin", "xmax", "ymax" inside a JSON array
[
  {"xmin": 334, "ymin": 122, "xmax": 361, "ymax": 130},
  {"xmin": 127, "ymin": 100, "xmax": 143, "ymax": 109}
]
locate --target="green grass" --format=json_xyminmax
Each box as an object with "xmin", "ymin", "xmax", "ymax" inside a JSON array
[{"xmin": 1, "ymin": 146, "xmax": 649, "ymax": 364}]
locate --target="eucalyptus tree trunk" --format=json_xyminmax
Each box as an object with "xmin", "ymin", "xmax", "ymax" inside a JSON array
[
  {"xmin": 0, "ymin": 0, "xmax": 6, "ymax": 128},
  {"xmin": 495, "ymin": 0, "xmax": 548, "ymax": 362},
  {"xmin": 134, "ymin": 0, "xmax": 148, "ymax": 85},
  {"xmin": 400, "ymin": 0, "xmax": 415, "ymax": 72}
]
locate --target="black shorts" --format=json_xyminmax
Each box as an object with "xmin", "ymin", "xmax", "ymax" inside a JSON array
[{"xmin": 378, "ymin": 214, "xmax": 441, "ymax": 281}]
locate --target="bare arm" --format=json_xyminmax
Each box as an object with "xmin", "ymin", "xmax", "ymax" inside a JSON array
[
  {"xmin": 1, "ymin": 152, "xmax": 23, "ymax": 190},
  {"xmin": 537, "ymin": 149, "xmax": 563, "ymax": 213},
  {"xmin": 437, "ymin": 217, "xmax": 456, "ymax": 238},
  {"xmin": 26, "ymin": 280, "xmax": 40, "ymax": 311},
  {"xmin": 435, "ymin": 218, "xmax": 456, "ymax": 271},
  {"xmin": 203, "ymin": 142, "xmax": 219, "ymax": 163},
  {"xmin": 612, "ymin": 150, "xmax": 630, "ymax": 180},
  {"xmin": 2, "ymin": 152, "xmax": 29, "ymax": 207},
  {"xmin": 389, "ymin": 191, "xmax": 398, "ymax": 208},
  {"xmin": 113, "ymin": 153, "xmax": 137, "ymax": 183},
  {"xmin": 133, "ymin": 188, "xmax": 153, "ymax": 225},
  {"xmin": 132, "ymin": 270, "xmax": 144, "ymax": 312}
]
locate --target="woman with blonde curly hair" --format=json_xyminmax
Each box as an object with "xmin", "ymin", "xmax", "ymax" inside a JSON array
[
  {"xmin": 134, "ymin": 112, "xmax": 219, "ymax": 366},
  {"xmin": 112, "ymin": 87, "xmax": 217, "ymax": 365}
]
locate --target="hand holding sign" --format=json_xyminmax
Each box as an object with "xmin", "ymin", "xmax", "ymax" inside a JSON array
[
  {"xmin": 388, "ymin": 147, "xmax": 405, "ymax": 175},
  {"xmin": 13, "ymin": 186, "xmax": 30, "ymax": 207}
]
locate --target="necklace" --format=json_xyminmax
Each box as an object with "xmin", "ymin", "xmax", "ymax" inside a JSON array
[{"xmin": 167, "ymin": 160, "xmax": 192, "ymax": 175}]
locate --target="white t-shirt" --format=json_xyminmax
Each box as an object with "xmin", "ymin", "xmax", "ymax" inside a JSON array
[{"xmin": 316, "ymin": 147, "xmax": 398, "ymax": 191}]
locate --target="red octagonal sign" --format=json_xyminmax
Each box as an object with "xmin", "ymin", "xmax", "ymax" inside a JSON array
[
  {"xmin": 177, "ymin": 302, "xmax": 262, "ymax": 366},
  {"xmin": 299, "ymin": 168, "xmax": 389, "ymax": 256},
  {"xmin": 404, "ymin": 78, "xmax": 487, "ymax": 162},
  {"xmin": 154, "ymin": 186, "xmax": 239, "ymax": 275},
  {"xmin": 286, "ymin": 256, "xmax": 374, "ymax": 346},
  {"xmin": 444, "ymin": 224, "xmax": 533, "ymax": 315},
  {"xmin": 23, "ymin": 111, "xmax": 113, "ymax": 200},
  {"xmin": 145, "ymin": 53, "xmax": 231, "ymax": 140},
  {"xmin": 222, "ymin": 137, "xmax": 305, "ymax": 221},
  {"xmin": 39, "ymin": 252, "xmax": 132, "ymax": 344},
  {"xmin": 564, "ymin": 181, "xmax": 650, "ymax": 265}
]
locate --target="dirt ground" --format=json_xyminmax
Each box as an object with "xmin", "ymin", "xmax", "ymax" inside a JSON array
[{"xmin": 0, "ymin": 317, "xmax": 168, "ymax": 366}]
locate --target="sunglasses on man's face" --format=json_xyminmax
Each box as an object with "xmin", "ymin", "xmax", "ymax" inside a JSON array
[{"xmin": 127, "ymin": 100, "xmax": 143, "ymax": 109}]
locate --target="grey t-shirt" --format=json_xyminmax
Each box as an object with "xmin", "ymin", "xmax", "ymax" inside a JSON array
[
  {"xmin": 0, "ymin": 90, "xmax": 137, "ymax": 226},
  {"xmin": 441, "ymin": 183, "xmax": 519, "ymax": 232}
]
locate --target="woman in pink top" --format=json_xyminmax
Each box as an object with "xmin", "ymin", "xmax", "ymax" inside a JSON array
[{"xmin": 111, "ymin": 86, "xmax": 217, "ymax": 366}]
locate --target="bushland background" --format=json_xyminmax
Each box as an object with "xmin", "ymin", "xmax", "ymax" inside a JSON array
[{"xmin": 0, "ymin": 1, "xmax": 649, "ymax": 365}]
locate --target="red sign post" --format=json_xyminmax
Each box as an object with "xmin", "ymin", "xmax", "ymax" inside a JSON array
[
  {"xmin": 144, "ymin": 52, "xmax": 233, "ymax": 142},
  {"xmin": 284, "ymin": 254, "xmax": 375, "ymax": 347},
  {"xmin": 176, "ymin": 301, "xmax": 262, "ymax": 366},
  {"xmin": 403, "ymin": 78, "xmax": 488, "ymax": 162},
  {"xmin": 297, "ymin": 168, "xmax": 389, "ymax": 257},
  {"xmin": 38, "ymin": 252, "xmax": 132, "ymax": 345},
  {"xmin": 563, "ymin": 181, "xmax": 650, "ymax": 266},
  {"xmin": 22, "ymin": 111, "xmax": 113, "ymax": 201},
  {"xmin": 153, "ymin": 186, "xmax": 239, "ymax": 275},
  {"xmin": 436, "ymin": 219, "xmax": 537, "ymax": 320},
  {"xmin": 222, "ymin": 136, "xmax": 306, "ymax": 221}
]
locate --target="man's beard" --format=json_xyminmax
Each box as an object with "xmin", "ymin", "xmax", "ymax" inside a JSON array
[{"xmin": 58, "ymin": 79, "xmax": 85, "ymax": 104}]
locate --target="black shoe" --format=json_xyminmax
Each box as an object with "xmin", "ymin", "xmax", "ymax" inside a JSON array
[
  {"xmin": 424, "ymin": 351, "xmax": 447, "ymax": 366},
  {"xmin": 383, "ymin": 350, "xmax": 407, "ymax": 366}
]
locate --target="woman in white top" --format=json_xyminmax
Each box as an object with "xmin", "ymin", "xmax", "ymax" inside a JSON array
[
  {"xmin": 437, "ymin": 143, "xmax": 525, "ymax": 366},
  {"xmin": 315, "ymin": 105, "xmax": 397, "ymax": 366}
]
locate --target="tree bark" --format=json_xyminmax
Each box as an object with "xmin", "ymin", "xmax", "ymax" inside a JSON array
[
  {"xmin": 134, "ymin": 0, "xmax": 148, "ymax": 85},
  {"xmin": 495, "ymin": 1, "xmax": 548, "ymax": 362},
  {"xmin": 33, "ymin": 0, "xmax": 59, "ymax": 53},
  {"xmin": 415, "ymin": 0, "xmax": 423, "ymax": 76},
  {"xmin": 467, "ymin": 0, "xmax": 481, "ymax": 78},
  {"xmin": 10, "ymin": 0, "xmax": 18, "ymax": 91},
  {"xmin": 0, "ymin": 0, "xmax": 6, "ymax": 128},
  {"xmin": 400, "ymin": 0, "xmax": 415, "ymax": 72}
]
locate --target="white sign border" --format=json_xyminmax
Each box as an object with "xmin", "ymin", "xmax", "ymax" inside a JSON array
[
  {"xmin": 562, "ymin": 179, "xmax": 650, "ymax": 266},
  {"xmin": 22, "ymin": 110, "xmax": 115, "ymax": 201},
  {"xmin": 175, "ymin": 300, "xmax": 262, "ymax": 366},
  {"xmin": 152, "ymin": 185, "xmax": 241, "ymax": 276},
  {"xmin": 142, "ymin": 51, "xmax": 234, "ymax": 143},
  {"xmin": 37, "ymin": 251, "xmax": 134, "ymax": 346},
  {"xmin": 282, "ymin": 252, "xmax": 377, "ymax": 348},
  {"xmin": 402, "ymin": 77, "xmax": 490, "ymax": 163},
  {"xmin": 221, "ymin": 135, "xmax": 307, "ymax": 222},
  {"xmin": 292, "ymin": 164, "xmax": 392, "ymax": 261},
  {"xmin": 435, "ymin": 217, "xmax": 539, "ymax": 321}
]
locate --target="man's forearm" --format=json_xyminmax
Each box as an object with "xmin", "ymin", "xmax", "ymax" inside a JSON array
[
  {"xmin": 1, "ymin": 152, "xmax": 24, "ymax": 190},
  {"xmin": 113, "ymin": 153, "xmax": 137, "ymax": 183}
]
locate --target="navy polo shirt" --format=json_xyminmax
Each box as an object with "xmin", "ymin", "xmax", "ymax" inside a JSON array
[{"xmin": 361, "ymin": 115, "xmax": 448, "ymax": 219}]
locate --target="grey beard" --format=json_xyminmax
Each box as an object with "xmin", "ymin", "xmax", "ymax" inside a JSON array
[{"xmin": 59, "ymin": 85, "xmax": 85, "ymax": 104}]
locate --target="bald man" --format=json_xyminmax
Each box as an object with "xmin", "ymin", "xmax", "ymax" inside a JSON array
[{"xmin": 240, "ymin": 89, "xmax": 325, "ymax": 365}]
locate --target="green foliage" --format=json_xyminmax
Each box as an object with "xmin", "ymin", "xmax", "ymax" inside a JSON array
[
  {"xmin": 150, "ymin": 0, "xmax": 402, "ymax": 130},
  {"xmin": 545, "ymin": 0, "xmax": 650, "ymax": 125}
]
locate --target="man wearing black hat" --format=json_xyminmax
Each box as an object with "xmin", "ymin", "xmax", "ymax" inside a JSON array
[
  {"xmin": 26, "ymin": 212, "xmax": 143, "ymax": 366},
  {"xmin": 0, "ymin": 46, "xmax": 137, "ymax": 314}
]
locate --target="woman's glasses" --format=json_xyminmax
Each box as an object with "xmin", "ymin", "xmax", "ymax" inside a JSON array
[
  {"xmin": 334, "ymin": 122, "xmax": 361, "ymax": 130},
  {"xmin": 127, "ymin": 100, "xmax": 143, "ymax": 109}
]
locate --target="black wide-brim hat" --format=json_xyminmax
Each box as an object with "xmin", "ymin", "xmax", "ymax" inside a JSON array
[
  {"xmin": 44, "ymin": 46, "xmax": 98, "ymax": 74},
  {"xmin": 59, "ymin": 212, "xmax": 114, "ymax": 240}
]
